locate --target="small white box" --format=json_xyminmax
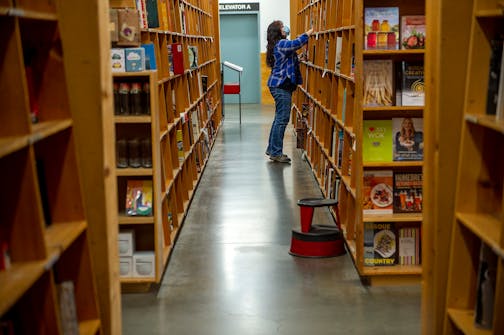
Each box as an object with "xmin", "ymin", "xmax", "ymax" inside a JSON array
[
  {"xmin": 118, "ymin": 230, "xmax": 135, "ymax": 257},
  {"xmin": 111, "ymin": 48, "xmax": 125, "ymax": 72},
  {"xmin": 133, "ymin": 251, "xmax": 155, "ymax": 278},
  {"xmin": 119, "ymin": 257, "xmax": 133, "ymax": 277}
]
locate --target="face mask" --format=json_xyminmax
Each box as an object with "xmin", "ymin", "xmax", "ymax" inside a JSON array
[{"xmin": 283, "ymin": 25, "xmax": 290, "ymax": 37}]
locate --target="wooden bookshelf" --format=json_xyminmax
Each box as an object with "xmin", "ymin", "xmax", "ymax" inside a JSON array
[
  {"xmin": 111, "ymin": 0, "xmax": 222, "ymax": 291},
  {"xmin": 0, "ymin": 1, "xmax": 109, "ymax": 332},
  {"xmin": 291, "ymin": 0, "xmax": 425, "ymax": 285},
  {"xmin": 423, "ymin": 0, "xmax": 504, "ymax": 334}
]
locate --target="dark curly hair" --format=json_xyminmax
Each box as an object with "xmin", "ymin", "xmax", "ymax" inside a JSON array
[{"xmin": 266, "ymin": 20, "xmax": 283, "ymax": 68}]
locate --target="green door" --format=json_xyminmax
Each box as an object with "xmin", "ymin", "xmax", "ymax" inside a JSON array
[{"xmin": 220, "ymin": 13, "xmax": 260, "ymax": 104}]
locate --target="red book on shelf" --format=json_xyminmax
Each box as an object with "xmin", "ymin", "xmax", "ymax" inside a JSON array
[{"xmin": 171, "ymin": 43, "xmax": 184, "ymax": 75}]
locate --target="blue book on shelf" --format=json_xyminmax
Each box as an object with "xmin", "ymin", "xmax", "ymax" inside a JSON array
[
  {"xmin": 145, "ymin": 0, "xmax": 160, "ymax": 28},
  {"xmin": 142, "ymin": 43, "xmax": 157, "ymax": 70}
]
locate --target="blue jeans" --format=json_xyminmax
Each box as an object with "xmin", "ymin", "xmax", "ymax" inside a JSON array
[{"xmin": 267, "ymin": 87, "xmax": 292, "ymax": 156}]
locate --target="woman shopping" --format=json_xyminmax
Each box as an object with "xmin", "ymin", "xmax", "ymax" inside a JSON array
[{"xmin": 265, "ymin": 20, "xmax": 313, "ymax": 163}]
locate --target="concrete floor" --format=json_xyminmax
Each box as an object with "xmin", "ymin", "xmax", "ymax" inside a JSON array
[{"xmin": 122, "ymin": 104, "xmax": 421, "ymax": 335}]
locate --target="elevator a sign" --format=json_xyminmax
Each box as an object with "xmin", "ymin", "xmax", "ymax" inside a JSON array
[{"xmin": 219, "ymin": 3, "xmax": 259, "ymax": 12}]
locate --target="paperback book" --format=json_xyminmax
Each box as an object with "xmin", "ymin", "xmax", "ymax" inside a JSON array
[
  {"xmin": 363, "ymin": 170, "xmax": 393, "ymax": 215},
  {"xmin": 364, "ymin": 7, "xmax": 399, "ymax": 50},
  {"xmin": 363, "ymin": 119, "xmax": 393, "ymax": 162},
  {"xmin": 401, "ymin": 61, "xmax": 424, "ymax": 106},
  {"xmin": 392, "ymin": 117, "xmax": 423, "ymax": 161},
  {"xmin": 125, "ymin": 180, "xmax": 153, "ymax": 216},
  {"xmin": 364, "ymin": 222, "xmax": 398, "ymax": 266},
  {"xmin": 398, "ymin": 227, "xmax": 421, "ymax": 265},
  {"xmin": 393, "ymin": 172, "xmax": 422, "ymax": 213},
  {"xmin": 401, "ymin": 15, "xmax": 425, "ymax": 49},
  {"xmin": 475, "ymin": 243, "xmax": 498, "ymax": 329},
  {"xmin": 363, "ymin": 60, "xmax": 394, "ymax": 107}
]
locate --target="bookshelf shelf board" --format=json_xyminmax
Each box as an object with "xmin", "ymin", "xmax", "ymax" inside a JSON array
[
  {"xmin": 31, "ymin": 119, "xmax": 73, "ymax": 144},
  {"xmin": 456, "ymin": 212, "xmax": 503, "ymax": 257},
  {"xmin": 79, "ymin": 319, "xmax": 101, "ymax": 335},
  {"xmin": 363, "ymin": 213, "xmax": 423, "ymax": 222},
  {"xmin": 361, "ymin": 265, "xmax": 422, "ymax": 276},
  {"xmin": 120, "ymin": 277, "xmax": 156, "ymax": 284},
  {"xmin": 363, "ymin": 49, "xmax": 425, "ymax": 57},
  {"xmin": 118, "ymin": 215, "xmax": 155, "ymax": 225},
  {"xmin": 168, "ymin": 118, "xmax": 182, "ymax": 133},
  {"xmin": 109, "ymin": 0, "xmax": 136, "ymax": 8},
  {"xmin": 163, "ymin": 245, "xmax": 172, "ymax": 266},
  {"xmin": 0, "ymin": 7, "xmax": 58, "ymax": 20},
  {"xmin": 344, "ymin": 238, "xmax": 357, "ymax": 259},
  {"xmin": 0, "ymin": 136, "xmax": 29, "ymax": 159},
  {"xmin": 446, "ymin": 309, "xmax": 492, "ymax": 335},
  {"xmin": 116, "ymin": 168, "xmax": 153, "ymax": 176},
  {"xmin": 45, "ymin": 221, "xmax": 87, "ymax": 253},
  {"xmin": 114, "ymin": 116, "xmax": 152, "ymax": 124},
  {"xmin": 363, "ymin": 106, "xmax": 424, "ymax": 112},
  {"xmin": 341, "ymin": 176, "xmax": 357, "ymax": 199},
  {"xmin": 475, "ymin": 9, "xmax": 504, "ymax": 18},
  {"xmin": 363, "ymin": 161, "xmax": 423, "ymax": 168},
  {"xmin": 112, "ymin": 71, "xmax": 155, "ymax": 78},
  {"xmin": 0, "ymin": 261, "xmax": 46, "ymax": 315},
  {"xmin": 464, "ymin": 114, "xmax": 504, "ymax": 135}
]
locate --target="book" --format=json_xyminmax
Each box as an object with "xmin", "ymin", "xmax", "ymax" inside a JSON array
[
  {"xmin": 141, "ymin": 43, "xmax": 157, "ymax": 70},
  {"xmin": 474, "ymin": 243, "xmax": 498, "ymax": 329},
  {"xmin": 393, "ymin": 172, "xmax": 422, "ymax": 213},
  {"xmin": 57, "ymin": 281, "xmax": 79, "ymax": 335},
  {"xmin": 363, "ymin": 119, "xmax": 393, "ymax": 162},
  {"xmin": 117, "ymin": 9, "xmax": 141, "ymax": 47},
  {"xmin": 158, "ymin": 0, "xmax": 169, "ymax": 30},
  {"xmin": 125, "ymin": 47, "xmax": 146, "ymax": 72},
  {"xmin": 135, "ymin": 0, "xmax": 148, "ymax": 29},
  {"xmin": 188, "ymin": 45, "xmax": 198, "ymax": 69},
  {"xmin": 111, "ymin": 48, "xmax": 126, "ymax": 72},
  {"xmin": 145, "ymin": 0, "xmax": 160, "ymax": 28},
  {"xmin": 179, "ymin": 2, "xmax": 186, "ymax": 34},
  {"xmin": 398, "ymin": 227, "xmax": 420, "ymax": 265},
  {"xmin": 486, "ymin": 37, "xmax": 503, "ymax": 115},
  {"xmin": 363, "ymin": 170, "xmax": 393, "ymax": 215},
  {"xmin": 176, "ymin": 129, "xmax": 184, "ymax": 162},
  {"xmin": 170, "ymin": 43, "xmax": 184, "ymax": 75},
  {"xmin": 401, "ymin": 61, "xmax": 424, "ymax": 106},
  {"xmin": 335, "ymin": 36, "xmax": 342, "ymax": 74},
  {"xmin": 125, "ymin": 180, "xmax": 153, "ymax": 216},
  {"xmin": 109, "ymin": 9, "xmax": 119, "ymax": 43},
  {"xmin": 401, "ymin": 15, "xmax": 425, "ymax": 49},
  {"xmin": 364, "ymin": 222, "xmax": 397, "ymax": 266},
  {"xmin": 392, "ymin": 117, "xmax": 423, "ymax": 161},
  {"xmin": 363, "ymin": 60, "xmax": 393, "ymax": 106},
  {"xmin": 364, "ymin": 7, "xmax": 399, "ymax": 50},
  {"xmin": 336, "ymin": 129, "xmax": 344, "ymax": 169}
]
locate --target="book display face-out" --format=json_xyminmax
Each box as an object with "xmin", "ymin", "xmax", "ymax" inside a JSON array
[
  {"xmin": 110, "ymin": 0, "xmax": 222, "ymax": 291},
  {"xmin": 291, "ymin": 0, "xmax": 424, "ymax": 285}
]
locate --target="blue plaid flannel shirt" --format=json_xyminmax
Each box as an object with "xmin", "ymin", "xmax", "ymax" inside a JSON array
[{"xmin": 267, "ymin": 33, "xmax": 309, "ymax": 88}]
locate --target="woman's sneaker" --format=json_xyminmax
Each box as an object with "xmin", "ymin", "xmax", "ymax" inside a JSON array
[{"xmin": 269, "ymin": 154, "xmax": 291, "ymax": 163}]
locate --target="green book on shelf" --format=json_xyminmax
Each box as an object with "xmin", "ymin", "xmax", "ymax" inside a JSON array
[{"xmin": 363, "ymin": 119, "xmax": 393, "ymax": 162}]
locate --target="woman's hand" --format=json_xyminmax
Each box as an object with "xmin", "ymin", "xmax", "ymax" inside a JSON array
[{"xmin": 305, "ymin": 28, "xmax": 314, "ymax": 36}]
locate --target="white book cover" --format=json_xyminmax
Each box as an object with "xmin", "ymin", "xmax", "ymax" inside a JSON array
[{"xmin": 335, "ymin": 36, "xmax": 342, "ymax": 73}]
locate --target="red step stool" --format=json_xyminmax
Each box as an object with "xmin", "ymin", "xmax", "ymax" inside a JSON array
[{"xmin": 289, "ymin": 198, "xmax": 346, "ymax": 258}]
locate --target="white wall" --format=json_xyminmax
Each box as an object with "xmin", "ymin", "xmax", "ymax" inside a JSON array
[{"xmin": 219, "ymin": 0, "xmax": 291, "ymax": 52}]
